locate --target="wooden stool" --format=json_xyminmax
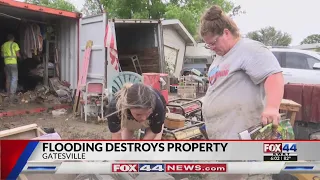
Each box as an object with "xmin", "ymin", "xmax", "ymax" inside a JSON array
[{"xmin": 280, "ymin": 99, "xmax": 301, "ymax": 127}]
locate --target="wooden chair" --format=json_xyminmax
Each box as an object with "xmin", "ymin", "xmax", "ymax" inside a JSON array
[{"xmin": 280, "ymin": 99, "xmax": 301, "ymax": 127}]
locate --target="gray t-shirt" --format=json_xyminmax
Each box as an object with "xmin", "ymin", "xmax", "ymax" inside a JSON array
[{"xmin": 202, "ymin": 38, "xmax": 282, "ymax": 139}]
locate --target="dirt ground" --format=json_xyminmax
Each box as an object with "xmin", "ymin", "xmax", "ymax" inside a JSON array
[
  {"xmin": 0, "ymin": 93, "xmax": 187, "ymax": 139},
  {"xmin": 0, "ymin": 110, "xmax": 111, "ymax": 139},
  {"xmin": 0, "ymin": 94, "xmax": 317, "ymax": 180}
]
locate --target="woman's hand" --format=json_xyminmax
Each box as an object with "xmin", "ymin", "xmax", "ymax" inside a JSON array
[
  {"xmin": 142, "ymin": 130, "xmax": 157, "ymax": 140},
  {"xmin": 261, "ymin": 107, "xmax": 280, "ymax": 126}
]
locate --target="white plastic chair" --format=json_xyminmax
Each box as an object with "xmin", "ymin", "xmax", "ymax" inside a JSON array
[{"xmin": 108, "ymin": 71, "xmax": 142, "ymax": 101}]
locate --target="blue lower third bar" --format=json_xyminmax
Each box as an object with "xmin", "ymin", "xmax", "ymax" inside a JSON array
[
  {"xmin": 27, "ymin": 166, "xmax": 57, "ymax": 170},
  {"xmin": 284, "ymin": 166, "xmax": 314, "ymax": 170}
]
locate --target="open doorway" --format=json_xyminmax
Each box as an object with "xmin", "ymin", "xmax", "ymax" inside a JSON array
[
  {"xmin": 115, "ymin": 22, "xmax": 162, "ymax": 74},
  {"xmin": 0, "ymin": 4, "xmax": 76, "ymax": 109},
  {"xmin": 0, "ymin": 14, "xmax": 57, "ymax": 93}
]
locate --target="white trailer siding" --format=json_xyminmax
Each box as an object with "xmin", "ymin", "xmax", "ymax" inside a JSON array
[
  {"xmin": 162, "ymin": 19, "xmax": 196, "ymax": 78},
  {"xmin": 163, "ymin": 26, "xmax": 186, "ymax": 77}
]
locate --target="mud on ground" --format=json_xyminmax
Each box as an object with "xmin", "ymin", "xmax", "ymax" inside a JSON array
[
  {"xmin": 0, "ymin": 111, "xmax": 111, "ymax": 139},
  {"xmin": 0, "ymin": 93, "xmax": 184, "ymax": 139}
]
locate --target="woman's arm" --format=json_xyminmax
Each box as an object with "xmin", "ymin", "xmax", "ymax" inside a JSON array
[
  {"xmin": 262, "ymin": 72, "xmax": 284, "ymax": 125},
  {"xmin": 144, "ymin": 100, "xmax": 165, "ymax": 140},
  {"xmin": 107, "ymin": 99, "xmax": 122, "ymax": 138},
  {"xmin": 111, "ymin": 132, "xmax": 122, "ymax": 140},
  {"xmin": 264, "ymin": 72, "xmax": 284, "ymax": 111},
  {"xmin": 140, "ymin": 89, "xmax": 166, "ymax": 140},
  {"xmin": 241, "ymin": 46, "xmax": 283, "ymax": 125},
  {"xmin": 143, "ymin": 124, "xmax": 165, "ymax": 140}
]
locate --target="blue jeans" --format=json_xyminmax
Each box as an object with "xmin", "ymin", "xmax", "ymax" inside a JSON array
[{"xmin": 4, "ymin": 64, "xmax": 18, "ymax": 95}]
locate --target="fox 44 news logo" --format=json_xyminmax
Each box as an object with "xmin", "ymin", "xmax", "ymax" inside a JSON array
[
  {"xmin": 263, "ymin": 143, "xmax": 298, "ymax": 161},
  {"xmin": 112, "ymin": 164, "xmax": 165, "ymax": 173}
]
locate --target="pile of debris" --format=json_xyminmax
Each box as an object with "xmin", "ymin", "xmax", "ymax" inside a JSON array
[
  {"xmin": 0, "ymin": 77, "xmax": 72, "ymax": 105},
  {"xmin": 29, "ymin": 62, "xmax": 55, "ymax": 77}
]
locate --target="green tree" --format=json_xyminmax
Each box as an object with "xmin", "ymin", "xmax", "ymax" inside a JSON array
[
  {"xmin": 164, "ymin": 1, "xmax": 244, "ymax": 40},
  {"xmin": 300, "ymin": 34, "xmax": 320, "ymax": 45},
  {"xmin": 246, "ymin": 26, "xmax": 292, "ymax": 46},
  {"xmin": 82, "ymin": 0, "xmax": 244, "ymax": 39},
  {"xmin": 95, "ymin": 0, "xmax": 166, "ymax": 19},
  {"xmin": 82, "ymin": 0, "xmax": 103, "ymax": 16},
  {"xmin": 25, "ymin": 0, "xmax": 78, "ymax": 12}
]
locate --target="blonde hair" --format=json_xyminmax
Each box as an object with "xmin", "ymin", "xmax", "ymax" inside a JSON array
[
  {"xmin": 200, "ymin": 5, "xmax": 240, "ymax": 38},
  {"xmin": 115, "ymin": 83, "xmax": 156, "ymax": 129}
]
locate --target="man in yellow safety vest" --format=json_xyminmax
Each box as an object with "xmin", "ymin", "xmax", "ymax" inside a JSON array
[{"xmin": 1, "ymin": 34, "xmax": 20, "ymax": 103}]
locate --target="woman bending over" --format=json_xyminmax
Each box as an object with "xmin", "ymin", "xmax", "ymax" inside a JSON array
[{"xmin": 107, "ymin": 83, "xmax": 167, "ymax": 140}]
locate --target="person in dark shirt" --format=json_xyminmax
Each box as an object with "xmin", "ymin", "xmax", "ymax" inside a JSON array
[{"xmin": 107, "ymin": 83, "xmax": 167, "ymax": 140}]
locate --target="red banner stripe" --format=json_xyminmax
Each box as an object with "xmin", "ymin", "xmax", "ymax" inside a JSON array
[{"xmin": 104, "ymin": 24, "xmax": 109, "ymax": 47}]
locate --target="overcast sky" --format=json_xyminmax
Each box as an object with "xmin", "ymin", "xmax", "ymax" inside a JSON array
[
  {"xmin": 230, "ymin": 0, "xmax": 319, "ymax": 45},
  {"xmin": 34, "ymin": 0, "xmax": 320, "ymax": 45}
]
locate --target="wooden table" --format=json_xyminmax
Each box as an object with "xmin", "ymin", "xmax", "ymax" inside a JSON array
[{"xmin": 280, "ymin": 99, "xmax": 301, "ymax": 126}]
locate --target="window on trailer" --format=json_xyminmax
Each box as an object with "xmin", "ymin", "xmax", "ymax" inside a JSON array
[
  {"xmin": 0, "ymin": 4, "xmax": 78, "ymax": 93},
  {"xmin": 115, "ymin": 22, "xmax": 161, "ymax": 74}
]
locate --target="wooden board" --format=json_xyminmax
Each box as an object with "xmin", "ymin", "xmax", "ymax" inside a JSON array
[
  {"xmin": 0, "ymin": 124, "xmax": 46, "ymax": 140},
  {"xmin": 0, "ymin": 125, "xmax": 80, "ymax": 180},
  {"xmin": 73, "ymin": 40, "xmax": 93, "ymax": 114},
  {"xmin": 280, "ymin": 99, "xmax": 301, "ymax": 112}
]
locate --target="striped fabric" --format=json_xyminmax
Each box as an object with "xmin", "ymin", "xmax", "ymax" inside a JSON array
[{"xmin": 104, "ymin": 23, "xmax": 120, "ymax": 71}]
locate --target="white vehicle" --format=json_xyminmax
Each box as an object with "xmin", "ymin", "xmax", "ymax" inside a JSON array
[{"xmin": 270, "ymin": 48, "xmax": 320, "ymax": 84}]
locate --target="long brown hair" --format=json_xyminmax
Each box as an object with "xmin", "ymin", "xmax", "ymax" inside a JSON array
[
  {"xmin": 200, "ymin": 5, "xmax": 240, "ymax": 38},
  {"xmin": 115, "ymin": 83, "xmax": 156, "ymax": 129}
]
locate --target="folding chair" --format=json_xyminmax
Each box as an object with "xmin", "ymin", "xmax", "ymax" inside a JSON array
[{"xmin": 81, "ymin": 80, "xmax": 105, "ymax": 122}]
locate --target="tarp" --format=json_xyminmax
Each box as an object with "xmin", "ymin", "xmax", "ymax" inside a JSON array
[{"xmin": 284, "ymin": 84, "xmax": 320, "ymax": 123}]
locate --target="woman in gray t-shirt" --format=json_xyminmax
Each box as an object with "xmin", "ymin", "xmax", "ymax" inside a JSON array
[
  {"xmin": 198, "ymin": 4, "xmax": 284, "ymax": 180},
  {"xmin": 200, "ymin": 5, "xmax": 284, "ymax": 140}
]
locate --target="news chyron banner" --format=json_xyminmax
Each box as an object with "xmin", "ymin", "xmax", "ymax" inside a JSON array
[
  {"xmin": 1, "ymin": 140, "xmax": 319, "ymax": 179},
  {"xmin": 21, "ymin": 161, "xmax": 320, "ymax": 174}
]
